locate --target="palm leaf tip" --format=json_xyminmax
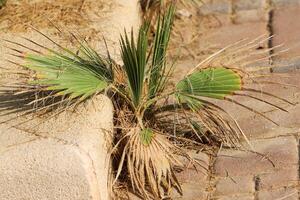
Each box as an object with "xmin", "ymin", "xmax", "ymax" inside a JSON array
[{"xmin": 148, "ymin": 3, "xmax": 176, "ymax": 98}]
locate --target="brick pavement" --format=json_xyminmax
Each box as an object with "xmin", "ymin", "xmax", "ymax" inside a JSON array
[{"xmin": 172, "ymin": 0, "xmax": 300, "ymax": 199}]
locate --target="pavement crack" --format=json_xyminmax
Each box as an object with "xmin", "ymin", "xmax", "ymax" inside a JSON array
[
  {"xmin": 254, "ymin": 175, "xmax": 261, "ymax": 200},
  {"xmin": 265, "ymin": 0, "xmax": 275, "ymax": 70},
  {"xmin": 229, "ymin": 0, "xmax": 237, "ymax": 24},
  {"xmin": 297, "ymin": 138, "xmax": 300, "ymax": 200}
]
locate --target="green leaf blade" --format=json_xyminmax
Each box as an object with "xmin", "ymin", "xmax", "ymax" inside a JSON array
[
  {"xmin": 148, "ymin": 3, "xmax": 175, "ymax": 98},
  {"xmin": 24, "ymin": 46, "xmax": 112, "ymax": 100},
  {"xmin": 176, "ymin": 68, "xmax": 242, "ymax": 102},
  {"xmin": 120, "ymin": 24, "xmax": 149, "ymax": 107}
]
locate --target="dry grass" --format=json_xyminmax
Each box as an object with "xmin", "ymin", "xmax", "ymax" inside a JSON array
[
  {"xmin": 0, "ymin": 0, "xmax": 112, "ymax": 32},
  {"xmin": 115, "ymin": 128, "xmax": 182, "ymax": 199}
]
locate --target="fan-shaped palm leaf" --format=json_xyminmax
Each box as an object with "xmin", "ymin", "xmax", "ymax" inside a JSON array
[
  {"xmin": 176, "ymin": 67, "xmax": 242, "ymax": 104},
  {"xmin": 1, "ymin": 36, "xmax": 114, "ymax": 119},
  {"xmin": 25, "ymin": 52, "xmax": 111, "ymax": 100}
]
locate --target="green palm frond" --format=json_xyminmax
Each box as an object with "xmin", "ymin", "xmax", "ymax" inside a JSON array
[
  {"xmin": 23, "ymin": 42, "xmax": 113, "ymax": 101},
  {"xmin": 176, "ymin": 67, "xmax": 242, "ymax": 104},
  {"xmin": 120, "ymin": 24, "xmax": 149, "ymax": 107},
  {"xmin": 26, "ymin": 55, "xmax": 107, "ymax": 100},
  {"xmin": 148, "ymin": 3, "xmax": 175, "ymax": 98}
]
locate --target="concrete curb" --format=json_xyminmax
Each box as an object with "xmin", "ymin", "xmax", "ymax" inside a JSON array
[{"xmin": 0, "ymin": 96, "xmax": 114, "ymax": 200}]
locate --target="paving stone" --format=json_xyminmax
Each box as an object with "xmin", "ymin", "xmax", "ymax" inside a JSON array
[
  {"xmin": 234, "ymin": 9, "xmax": 268, "ymax": 23},
  {"xmin": 133, "ymin": 176, "xmax": 209, "ymax": 200},
  {"xmin": 215, "ymin": 71, "xmax": 300, "ymax": 139},
  {"xmin": 234, "ymin": 0, "xmax": 265, "ymax": 10},
  {"xmin": 172, "ymin": 183, "xmax": 209, "ymax": 200},
  {"xmin": 235, "ymin": 101, "xmax": 300, "ymax": 139},
  {"xmin": 214, "ymin": 136, "xmax": 298, "ymax": 177},
  {"xmin": 272, "ymin": 59, "xmax": 300, "ymax": 72},
  {"xmin": 214, "ymin": 176, "xmax": 255, "ymax": 197},
  {"xmin": 200, "ymin": 0, "xmax": 231, "ymax": 15},
  {"xmin": 253, "ymin": 127, "xmax": 300, "ymax": 140},
  {"xmin": 272, "ymin": 5, "xmax": 300, "ymax": 60},
  {"xmin": 272, "ymin": 0, "xmax": 300, "ymax": 7},
  {"xmin": 172, "ymin": 152, "xmax": 210, "ymax": 199},
  {"xmin": 176, "ymin": 152, "xmax": 210, "ymax": 184},
  {"xmin": 257, "ymin": 187, "xmax": 299, "ymax": 200},
  {"xmin": 215, "ymin": 195, "xmax": 254, "ymax": 200},
  {"xmin": 259, "ymin": 168, "xmax": 298, "ymax": 190},
  {"xmin": 197, "ymin": 20, "xmax": 268, "ymax": 50}
]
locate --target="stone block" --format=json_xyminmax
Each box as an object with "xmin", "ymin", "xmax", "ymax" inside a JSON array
[
  {"xmin": 234, "ymin": 0, "xmax": 264, "ymax": 10},
  {"xmin": 198, "ymin": 21, "xmax": 268, "ymax": 49},
  {"xmin": 0, "ymin": 95, "xmax": 114, "ymax": 200},
  {"xmin": 216, "ymin": 195, "xmax": 254, "ymax": 200},
  {"xmin": 172, "ymin": 183, "xmax": 209, "ymax": 200},
  {"xmin": 200, "ymin": 0, "xmax": 231, "ymax": 15},
  {"xmin": 176, "ymin": 155, "xmax": 209, "ymax": 184},
  {"xmin": 171, "ymin": 152, "xmax": 210, "ymax": 199},
  {"xmin": 235, "ymin": 9, "xmax": 268, "ymax": 23},
  {"xmin": 257, "ymin": 187, "xmax": 299, "ymax": 200},
  {"xmin": 273, "ymin": 0, "xmax": 300, "ymax": 7},
  {"xmin": 272, "ymin": 59, "xmax": 300, "ymax": 72},
  {"xmin": 214, "ymin": 176, "xmax": 255, "ymax": 196},
  {"xmin": 272, "ymin": 6, "xmax": 300, "ymax": 61},
  {"xmin": 214, "ymin": 71, "xmax": 300, "ymax": 139},
  {"xmin": 214, "ymin": 137, "xmax": 298, "ymax": 177},
  {"xmin": 259, "ymin": 168, "xmax": 298, "ymax": 190}
]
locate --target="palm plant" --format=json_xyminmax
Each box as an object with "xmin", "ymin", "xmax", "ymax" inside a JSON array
[{"xmin": 1, "ymin": 3, "xmax": 294, "ymax": 199}]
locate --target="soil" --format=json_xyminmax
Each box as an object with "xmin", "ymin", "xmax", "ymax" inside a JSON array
[{"xmin": 0, "ymin": 0, "xmax": 113, "ymax": 32}]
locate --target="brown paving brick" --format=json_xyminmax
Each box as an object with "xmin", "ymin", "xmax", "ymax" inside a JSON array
[
  {"xmin": 214, "ymin": 176, "xmax": 255, "ymax": 196},
  {"xmin": 214, "ymin": 71, "xmax": 300, "ymax": 139},
  {"xmin": 172, "ymin": 183, "xmax": 208, "ymax": 200},
  {"xmin": 234, "ymin": 0, "xmax": 265, "ymax": 10},
  {"xmin": 200, "ymin": 0, "xmax": 231, "ymax": 15},
  {"xmin": 215, "ymin": 195, "xmax": 254, "ymax": 200},
  {"xmin": 214, "ymin": 136, "xmax": 298, "ymax": 177},
  {"xmin": 259, "ymin": 168, "xmax": 298, "ymax": 190},
  {"xmin": 199, "ymin": 21, "xmax": 268, "ymax": 48},
  {"xmin": 273, "ymin": 0, "xmax": 300, "ymax": 7},
  {"xmin": 257, "ymin": 187, "xmax": 298, "ymax": 200},
  {"xmin": 233, "ymin": 100, "xmax": 300, "ymax": 139},
  {"xmin": 273, "ymin": 5, "xmax": 300, "ymax": 60},
  {"xmin": 234, "ymin": 9, "xmax": 267, "ymax": 23},
  {"xmin": 176, "ymin": 152, "xmax": 210, "ymax": 184}
]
